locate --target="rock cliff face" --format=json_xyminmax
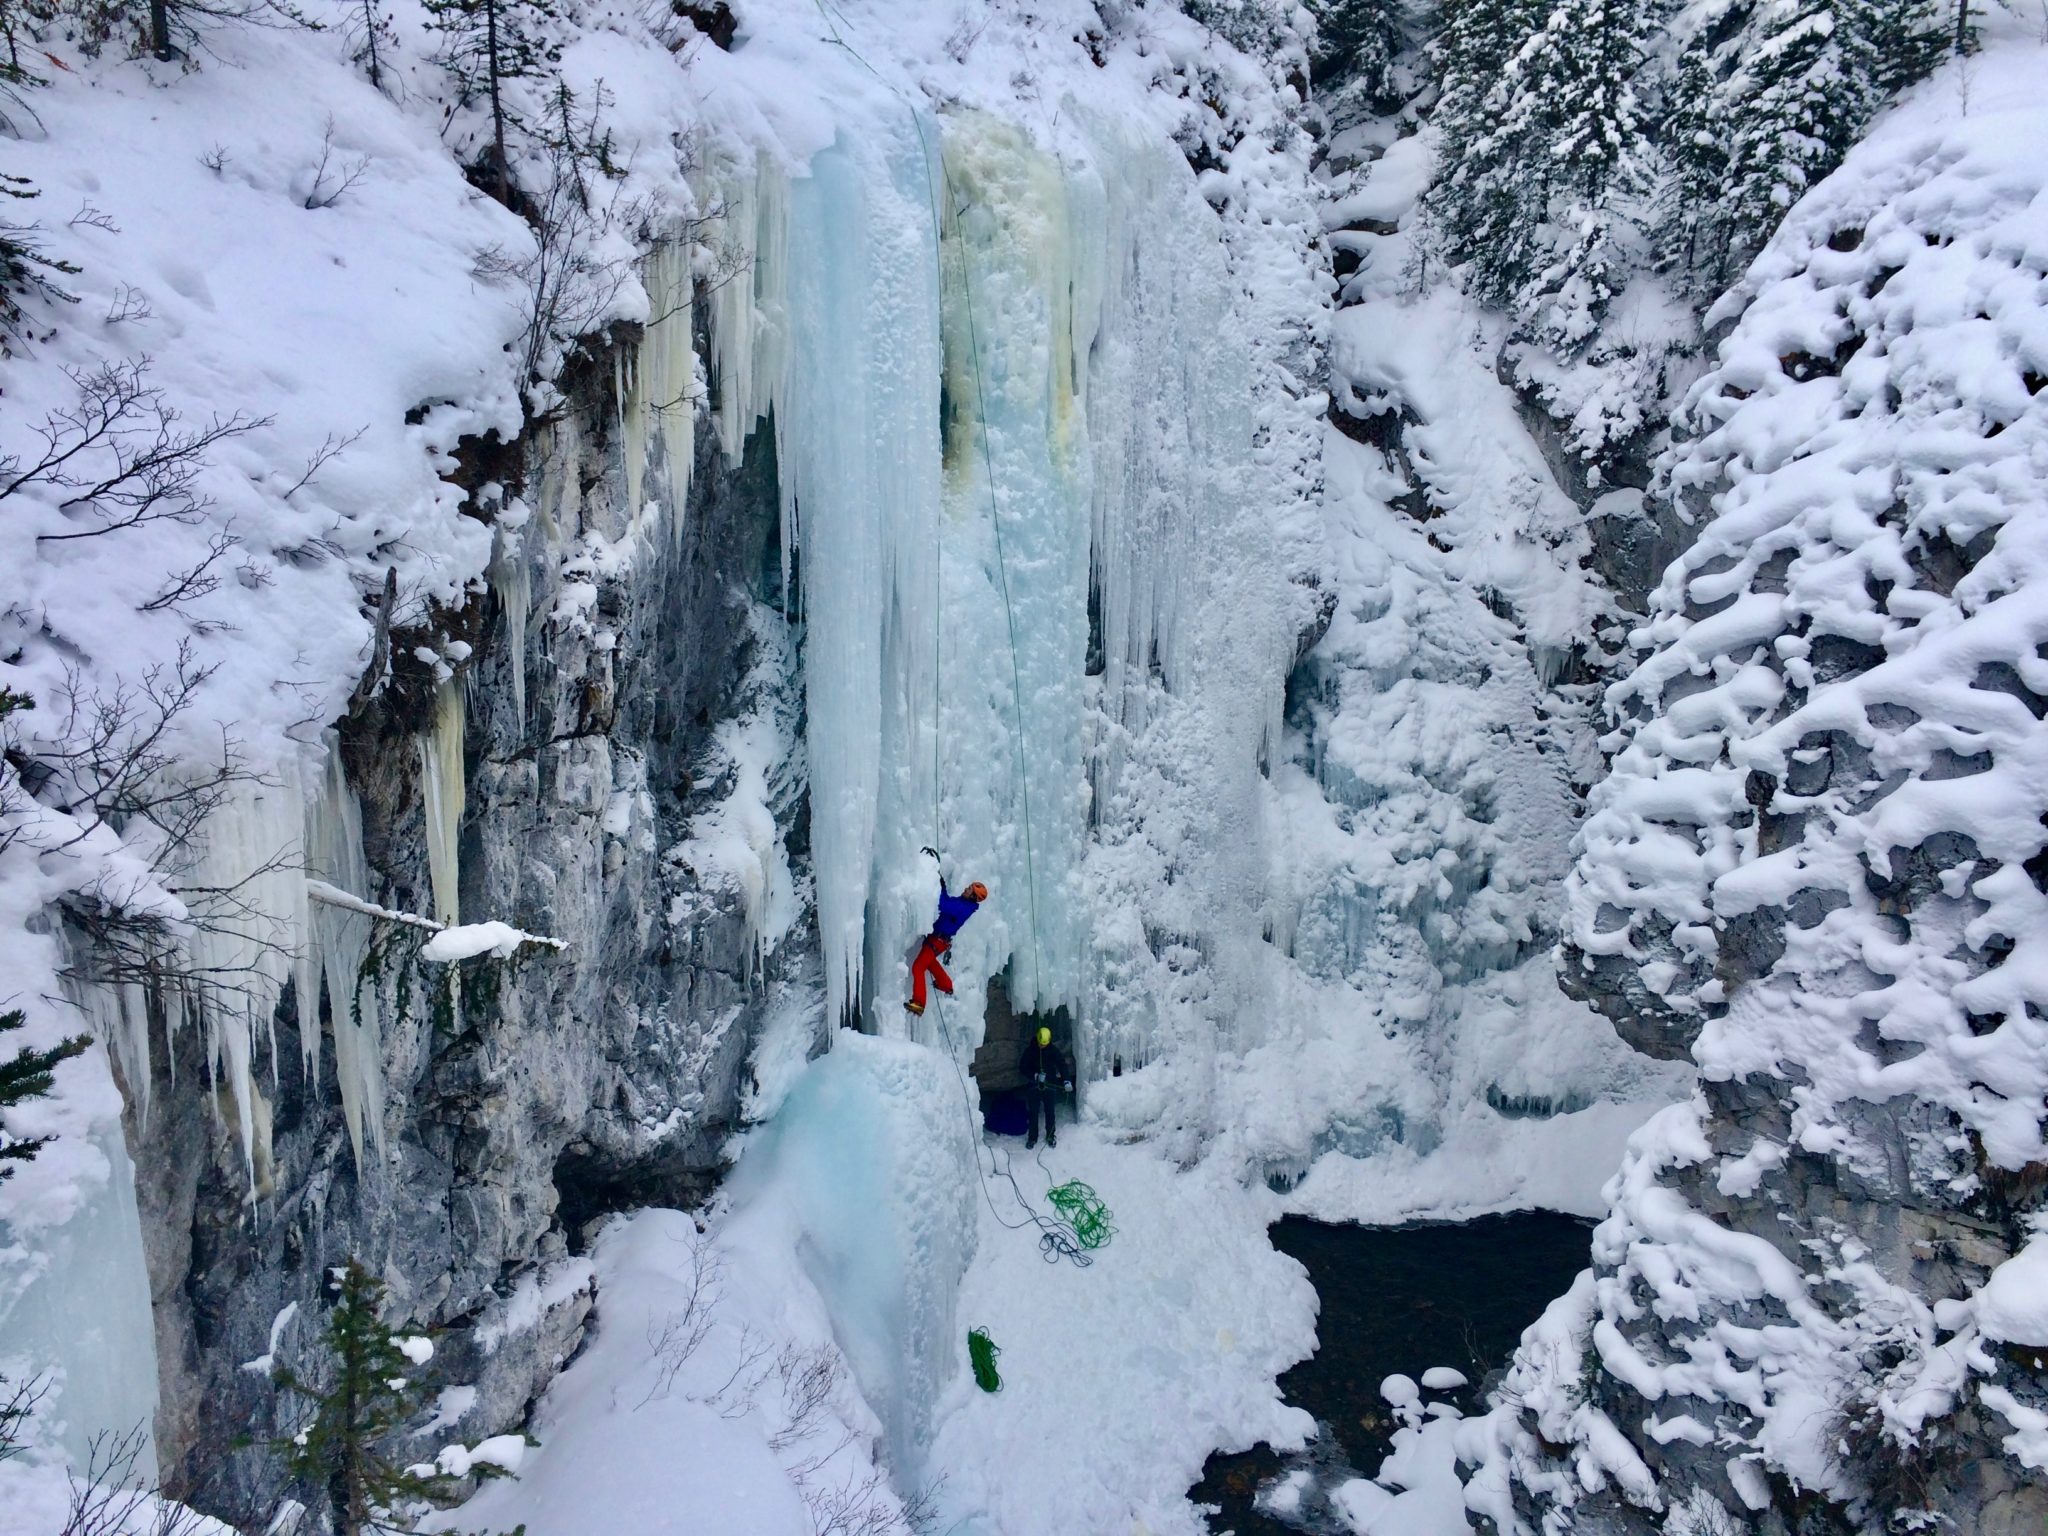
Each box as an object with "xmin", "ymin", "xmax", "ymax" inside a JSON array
[
  {"xmin": 1467, "ymin": 51, "xmax": 2048, "ymax": 1536},
  {"xmin": 131, "ymin": 316, "xmax": 819, "ymax": 1521}
]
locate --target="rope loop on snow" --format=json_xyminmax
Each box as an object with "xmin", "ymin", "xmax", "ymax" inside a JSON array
[
  {"xmin": 1044, "ymin": 1179, "xmax": 1116, "ymax": 1252},
  {"xmin": 968, "ymin": 1326, "xmax": 1004, "ymax": 1393}
]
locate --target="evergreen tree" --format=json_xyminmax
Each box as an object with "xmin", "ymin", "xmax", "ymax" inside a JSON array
[
  {"xmin": 272, "ymin": 1260, "xmax": 501, "ymax": 1536},
  {"xmin": 423, "ymin": 0, "xmax": 562, "ymax": 203},
  {"xmin": 345, "ymin": 0, "xmax": 397, "ymax": 92},
  {"xmin": 1660, "ymin": 36, "xmax": 1737, "ymax": 297},
  {"xmin": 1307, "ymin": 0, "xmax": 1401, "ymax": 120},
  {"xmin": 1, "ymin": 174, "xmax": 81, "ymax": 350},
  {"xmin": 1428, "ymin": 0, "xmax": 1651, "ymax": 346},
  {"xmin": 0, "ymin": 1007, "xmax": 90, "ymax": 1180},
  {"xmin": 1509, "ymin": 0, "xmax": 1652, "ymax": 348},
  {"xmin": 1659, "ymin": 0, "xmax": 1944, "ymax": 291},
  {"xmin": 1426, "ymin": 0, "xmax": 1547, "ymax": 302}
]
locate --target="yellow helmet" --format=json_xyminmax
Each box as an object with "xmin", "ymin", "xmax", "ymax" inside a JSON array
[{"xmin": 1036, "ymin": 1026, "xmax": 1052, "ymax": 1047}]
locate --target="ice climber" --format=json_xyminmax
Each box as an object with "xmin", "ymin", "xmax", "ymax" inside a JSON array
[
  {"xmin": 1018, "ymin": 1025, "xmax": 1073, "ymax": 1149},
  {"xmin": 906, "ymin": 849, "xmax": 986, "ymax": 1016}
]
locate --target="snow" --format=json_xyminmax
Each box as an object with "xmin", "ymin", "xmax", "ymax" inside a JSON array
[
  {"xmin": 1975, "ymin": 1228, "xmax": 2048, "ymax": 1346},
  {"xmin": 1503, "ymin": 31, "xmax": 2048, "ymax": 1524},
  {"xmin": 238, "ymin": 1302, "xmax": 301, "ymax": 1377},
  {"xmin": 447, "ymin": 1057, "xmax": 1316, "ymax": 1536},
  {"xmin": 474, "ymin": 1259, "xmax": 597, "ymax": 1356},
  {"xmin": 0, "ymin": 0, "xmax": 1692, "ymax": 1518},
  {"xmin": 418, "ymin": 922, "xmax": 542, "ymax": 963}
]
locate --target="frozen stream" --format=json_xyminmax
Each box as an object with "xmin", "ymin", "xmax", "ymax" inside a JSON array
[{"xmin": 1194, "ymin": 1213, "xmax": 1595, "ymax": 1534}]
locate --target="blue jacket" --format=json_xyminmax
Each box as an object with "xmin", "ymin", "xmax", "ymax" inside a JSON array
[{"xmin": 932, "ymin": 880, "xmax": 981, "ymax": 940}]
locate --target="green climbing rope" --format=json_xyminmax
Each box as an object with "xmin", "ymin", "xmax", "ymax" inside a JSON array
[
  {"xmin": 968, "ymin": 1326, "xmax": 1004, "ymax": 1393},
  {"xmin": 1044, "ymin": 1180, "xmax": 1115, "ymax": 1252}
]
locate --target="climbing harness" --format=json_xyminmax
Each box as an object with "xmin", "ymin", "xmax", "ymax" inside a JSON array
[
  {"xmin": 809, "ymin": 0, "xmax": 1104, "ymax": 1276},
  {"xmin": 968, "ymin": 1326, "xmax": 1004, "ymax": 1393}
]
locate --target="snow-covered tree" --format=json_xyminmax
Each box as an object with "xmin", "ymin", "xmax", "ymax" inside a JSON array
[
  {"xmin": 1426, "ymin": 0, "xmax": 1543, "ymax": 299},
  {"xmin": 1428, "ymin": 0, "xmax": 1652, "ymax": 348},
  {"xmin": 423, "ymin": 0, "xmax": 561, "ymax": 201},
  {"xmin": 1659, "ymin": 0, "xmax": 1945, "ymax": 292},
  {"xmin": 1307, "ymin": 0, "xmax": 1403, "ymax": 121}
]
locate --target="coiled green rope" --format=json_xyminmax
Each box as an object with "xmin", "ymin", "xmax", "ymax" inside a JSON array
[
  {"xmin": 1044, "ymin": 1180, "xmax": 1115, "ymax": 1252},
  {"xmin": 968, "ymin": 1326, "xmax": 1003, "ymax": 1393}
]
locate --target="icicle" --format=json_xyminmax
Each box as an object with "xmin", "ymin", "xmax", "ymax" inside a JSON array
[
  {"xmin": 771, "ymin": 122, "xmax": 945, "ymax": 1027},
  {"xmin": 419, "ymin": 683, "xmax": 465, "ymax": 927},
  {"xmin": 304, "ymin": 738, "xmax": 386, "ymax": 1167},
  {"xmin": 489, "ymin": 515, "xmax": 532, "ymax": 731},
  {"xmin": 170, "ymin": 766, "xmax": 313, "ymax": 1172},
  {"xmin": 703, "ymin": 157, "xmax": 789, "ymax": 469}
]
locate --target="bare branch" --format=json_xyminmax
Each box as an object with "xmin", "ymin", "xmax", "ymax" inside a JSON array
[
  {"xmin": 278, "ymin": 424, "xmax": 366, "ymax": 502},
  {"xmin": 2, "ymin": 359, "xmax": 268, "ymax": 546},
  {"xmin": 139, "ymin": 527, "xmax": 239, "ymax": 614},
  {"xmin": 301, "ymin": 118, "xmax": 370, "ymax": 210},
  {"xmin": 103, "ymin": 283, "xmax": 153, "ymax": 326}
]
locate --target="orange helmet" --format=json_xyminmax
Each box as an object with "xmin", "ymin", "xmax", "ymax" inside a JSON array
[{"xmin": 965, "ymin": 881, "xmax": 988, "ymax": 902}]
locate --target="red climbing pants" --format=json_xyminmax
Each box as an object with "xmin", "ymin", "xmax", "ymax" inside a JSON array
[{"xmin": 908, "ymin": 935, "xmax": 954, "ymax": 1013}]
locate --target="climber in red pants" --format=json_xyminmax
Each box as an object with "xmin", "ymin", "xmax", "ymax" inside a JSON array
[{"xmin": 906, "ymin": 849, "xmax": 986, "ymax": 1016}]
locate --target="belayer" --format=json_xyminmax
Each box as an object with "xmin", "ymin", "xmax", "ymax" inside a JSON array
[
  {"xmin": 1019, "ymin": 1025, "xmax": 1072, "ymax": 1149},
  {"xmin": 906, "ymin": 848, "xmax": 986, "ymax": 1017}
]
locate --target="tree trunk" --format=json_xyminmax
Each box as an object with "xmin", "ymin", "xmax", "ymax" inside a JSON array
[
  {"xmin": 149, "ymin": 0, "xmax": 175, "ymax": 60},
  {"xmin": 1952, "ymin": 0, "xmax": 1969, "ymax": 54},
  {"xmin": 486, "ymin": 0, "xmax": 508, "ymax": 202},
  {"xmin": 361, "ymin": 0, "xmax": 382, "ymax": 88}
]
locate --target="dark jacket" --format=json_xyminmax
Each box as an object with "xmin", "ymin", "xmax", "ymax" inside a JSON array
[
  {"xmin": 1018, "ymin": 1039, "xmax": 1072, "ymax": 1091},
  {"xmin": 932, "ymin": 879, "xmax": 982, "ymax": 941}
]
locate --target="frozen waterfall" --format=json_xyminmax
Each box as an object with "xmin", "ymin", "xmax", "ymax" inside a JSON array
[{"xmin": 705, "ymin": 102, "xmax": 1292, "ymax": 1064}]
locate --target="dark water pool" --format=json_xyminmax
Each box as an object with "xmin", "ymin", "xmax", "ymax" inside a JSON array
[{"xmin": 1193, "ymin": 1211, "xmax": 1595, "ymax": 1535}]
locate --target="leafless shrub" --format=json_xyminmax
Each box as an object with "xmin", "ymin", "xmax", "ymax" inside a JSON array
[
  {"xmin": 637, "ymin": 1231, "xmax": 722, "ymax": 1407},
  {"xmin": 138, "ymin": 527, "xmax": 237, "ymax": 615},
  {"xmin": 472, "ymin": 161, "xmax": 643, "ymax": 396},
  {"xmin": 301, "ymin": 118, "xmax": 369, "ymax": 210},
  {"xmin": 199, "ymin": 144, "xmax": 229, "ymax": 175},
  {"xmin": 768, "ymin": 1344, "xmax": 841, "ymax": 1451},
  {"xmin": 103, "ymin": 283, "xmax": 153, "ymax": 326},
  {"xmin": 277, "ymin": 425, "xmax": 365, "ymax": 502},
  {"xmin": 0, "ymin": 1372, "xmax": 50, "ymax": 1460},
  {"xmin": 708, "ymin": 1324, "xmax": 774, "ymax": 1419},
  {"xmin": 62, "ymin": 1425, "xmax": 215, "ymax": 1536},
  {"xmin": 69, "ymin": 203, "xmax": 119, "ymax": 234},
  {"xmin": 2, "ymin": 645, "xmax": 297, "ymax": 1009},
  {"xmin": 2, "ymin": 358, "xmax": 267, "ymax": 544},
  {"xmin": 798, "ymin": 1463, "xmax": 941, "ymax": 1536}
]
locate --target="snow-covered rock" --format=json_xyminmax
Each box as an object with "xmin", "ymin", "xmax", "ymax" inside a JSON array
[{"xmin": 1484, "ymin": 34, "xmax": 2048, "ymax": 1535}]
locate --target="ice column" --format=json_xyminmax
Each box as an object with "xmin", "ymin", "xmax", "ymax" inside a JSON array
[
  {"xmin": 298, "ymin": 741, "xmax": 386, "ymax": 1167},
  {"xmin": 176, "ymin": 769, "xmax": 313, "ymax": 1166},
  {"xmin": 918, "ymin": 112, "xmax": 1093, "ymax": 1017},
  {"xmin": 620, "ymin": 239, "xmax": 696, "ymax": 551},
  {"xmin": 419, "ymin": 683, "xmax": 465, "ymax": 927},
  {"xmin": 0, "ymin": 1086, "xmax": 161, "ymax": 1482},
  {"xmin": 773, "ymin": 123, "xmax": 945, "ymax": 1027},
  {"xmin": 704, "ymin": 159, "xmax": 789, "ymax": 469}
]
